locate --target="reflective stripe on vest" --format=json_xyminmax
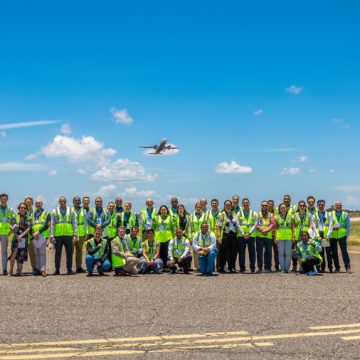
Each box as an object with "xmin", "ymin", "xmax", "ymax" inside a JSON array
[
  {"xmin": 0, "ymin": 206, "xmax": 14, "ymax": 235},
  {"xmin": 32, "ymin": 209, "xmax": 49, "ymax": 238},
  {"xmin": 87, "ymin": 238, "xmax": 107, "ymax": 260},
  {"xmin": 126, "ymin": 234, "xmax": 142, "ymax": 254},
  {"xmin": 195, "ymin": 232, "xmax": 211, "ymax": 247},
  {"xmin": 191, "ymin": 212, "xmax": 206, "ymax": 236},
  {"xmin": 73, "ymin": 208, "xmax": 86, "ymax": 237},
  {"xmin": 256, "ymin": 212, "xmax": 273, "ymax": 239},
  {"xmin": 294, "ymin": 213, "xmax": 312, "ymax": 241},
  {"xmin": 331, "ymin": 210, "xmax": 348, "ymax": 239},
  {"xmin": 275, "ymin": 213, "xmax": 293, "ymax": 240},
  {"xmin": 111, "ymin": 237, "xmax": 127, "ymax": 267},
  {"xmin": 172, "ymin": 238, "xmax": 186, "ymax": 258},
  {"xmin": 237, "ymin": 209, "xmax": 256, "ymax": 236},
  {"xmin": 143, "ymin": 240, "xmax": 157, "ymax": 259},
  {"xmin": 120, "ymin": 212, "xmax": 137, "ymax": 231},
  {"xmin": 155, "ymin": 215, "xmax": 173, "ymax": 243},
  {"xmin": 54, "ymin": 207, "xmax": 74, "ymax": 237},
  {"xmin": 106, "ymin": 212, "xmax": 118, "ymax": 238}
]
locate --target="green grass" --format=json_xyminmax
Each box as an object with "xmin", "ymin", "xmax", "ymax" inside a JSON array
[{"xmin": 348, "ymin": 221, "xmax": 360, "ymax": 246}]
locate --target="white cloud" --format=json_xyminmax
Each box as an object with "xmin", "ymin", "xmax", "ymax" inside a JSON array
[
  {"xmin": 94, "ymin": 184, "xmax": 118, "ymax": 197},
  {"xmin": 60, "ymin": 123, "xmax": 72, "ymax": 135},
  {"xmin": 25, "ymin": 153, "xmax": 38, "ymax": 161},
  {"xmin": 143, "ymin": 144, "xmax": 180, "ymax": 156},
  {"xmin": 77, "ymin": 168, "xmax": 87, "ymax": 175},
  {"xmin": 0, "ymin": 120, "xmax": 59, "ymax": 130},
  {"xmin": 110, "ymin": 108, "xmax": 133, "ymax": 125},
  {"xmin": 121, "ymin": 187, "xmax": 156, "ymax": 198},
  {"xmin": 332, "ymin": 118, "xmax": 350, "ymax": 129},
  {"xmin": 91, "ymin": 158, "xmax": 157, "ymax": 183},
  {"xmin": 215, "ymin": 161, "xmax": 253, "ymax": 174},
  {"xmin": 280, "ymin": 167, "xmax": 301, "ymax": 176},
  {"xmin": 0, "ymin": 162, "xmax": 44, "ymax": 171},
  {"xmin": 48, "ymin": 170, "xmax": 58, "ymax": 177},
  {"xmin": 253, "ymin": 109, "xmax": 263, "ymax": 116},
  {"xmin": 41, "ymin": 135, "xmax": 116, "ymax": 164},
  {"xmin": 286, "ymin": 85, "xmax": 303, "ymax": 95},
  {"xmin": 295, "ymin": 155, "xmax": 308, "ymax": 163},
  {"xmin": 334, "ymin": 185, "xmax": 360, "ymax": 193},
  {"xmin": 1, "ymin": 131, "xmax": 7, "ymax": 139}
]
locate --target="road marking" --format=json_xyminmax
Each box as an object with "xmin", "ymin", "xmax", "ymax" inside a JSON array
[
  {"xmin": 342, "ymin": 335, "xmax": 360, "ymax": 341},
  {"xmin": 309, "ymin": 323, "xmax": 360, "ymax": 330},
  {"xmin": 349, "ymin": 251, "xmax": 360, "ymax": 254},
  {"xmin": 0, "ymin": 348, "xmax": 74, "ymax": 355}
]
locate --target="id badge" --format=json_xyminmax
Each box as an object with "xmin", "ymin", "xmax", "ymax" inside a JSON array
[
  {"xmin": 2, "ymin": 217, "xmax": 6, "ymax": 223},
  {"xmin": 176, "ymin": 249, "xmax": 183, "ymax": 256},
  {"xmin": 126, "ymin": 223, "xmax": 130, "ymax": 230},
  {"xmin": 96, "ymin": 217, "xmax": 102, "ymax": 225}
]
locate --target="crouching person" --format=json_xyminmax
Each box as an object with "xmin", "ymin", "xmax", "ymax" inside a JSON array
[
  {"xmin": 86, "ymin": 227, "xmax": 110, "ymax": 276},
  {"xmin": 111, "ymin": 226, "xmax": 139, "ymax": 276},
  {"xmin": 167, "ymin": 228, "xmax": 192, "ymax": 274},
  {"xmin": 296, "ymin": 231, "xmax": 322, "ymax": 276},
  {"xmin": 139, "ymin": 229, "xmax": 163, "ymax": 274},
  {"xmin": 193, "ymin": 223, "xmax": 218, "ymax": 276}
]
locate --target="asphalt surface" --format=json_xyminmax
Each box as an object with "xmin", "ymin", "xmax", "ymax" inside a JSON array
[{"xmin": 0, "ymin": 247, "xmax": 359, "ymax": 359}]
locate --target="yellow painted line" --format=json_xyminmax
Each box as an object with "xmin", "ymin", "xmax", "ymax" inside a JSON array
[
  {"xmin": 0, "ymin": 348, "xmax": 74, "ymax": 355},
  {"xmin": 309, "ymin": 323, "xmax": 360, "ymax": 330},
  {"xmin": 349, "ymin": 251, "xmax": 360, "ymax": 254},
  {"xmin": 342, "ymin": 335, "xmax": 360, "ymax": 341},
  {"xmin": 0, "ymin": 331, "xmax": 249, "ymax": 349},
  {"xmin": 0, "ymin": 342, "xmax": 273, "ymax": 360}
]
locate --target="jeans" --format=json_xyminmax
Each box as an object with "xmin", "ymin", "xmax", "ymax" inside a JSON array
[
  {"xmin": 0, "ymin": 235, "xmax": 8, "ymax": 271},
  {"xmin": 139, "ymin": 257, "xmax": 163, "ymax": 273},
  {"xmin": 54, "ymin": 236, "xmax": 73, "ymax": 273},
  {"xmin": 238, "ymin": 237, "xmax": 256, "ymax": 272},
  {"xmin": 199, "ymin": 248, "xmax": 218, "ymax": 275},
  {"xmin": 256, "ymin": 237, "xmax": 272, "ymax": 270},
  {"xmin": 85, "ymin": 255, "xmax": 111, "ymax": 273},
  {"xmin": 330, "ymin": 237, "xmax": 351, "ymax": 269},
  {"xmin": 277, "ymin": 240, "xmax": 292, "ymax": 272}
]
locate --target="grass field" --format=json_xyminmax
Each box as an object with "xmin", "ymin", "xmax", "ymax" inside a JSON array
[{"xmin": 349, "ymin": 221, "xmax": 360, "ymax": 246}]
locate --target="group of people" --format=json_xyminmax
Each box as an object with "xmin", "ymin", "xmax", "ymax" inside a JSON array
[{"xmin": 0, "ymin": 193, "xmax": 352, "ymax": 278}]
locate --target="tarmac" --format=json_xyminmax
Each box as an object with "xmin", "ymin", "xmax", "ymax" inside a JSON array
[{"xmin": 0, "ymin": 246, "xmax": 359, "ymax": 359}]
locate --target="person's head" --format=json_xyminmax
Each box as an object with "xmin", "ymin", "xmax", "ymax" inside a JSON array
[
  {"xmin": 178, "ymin": 204, "xmax": 186, "ymax": 216},
  {"xmin": 268, "ymin": 200, "xmax": 275, "ymax": 212},
  {"xmin": 211, "ymin": 199, "xmax": 219, "ymax": 211},
  {"xmin": 283, "ymin": 195, "xmax": 291, "ymax": 207},
  {"xmin": 82, "ymin": 196, "xmax": 90, "ymax": 208},
  {"xmin": 298, "ymin": 200, "xmax": 307, "ymax": 213},
  {"xmin": 201, "ymin": 222, "xmax": 209, "ymax": 234},
  {"xmin": 194, "ymin": 202, "xmax": 202, "ymax": 213},
  {"xmin": 170, "ymin": 197, "xmax": 178, "ymax": 209},
  {"xmin": 24, "ymin": 197, "xmax": 33, "ymax": 210},
  {"xmin": 94, "ymin": 226, "xmax": 102, "ymax": 240},
  {"xmin": 0, "ymin": 193, "xmax": 8, "ymax": 206},
  {"xmin": 145, "ymin": 198, "xmax": 154, "ymax": 208},
  {"xmin": 59, "ymin": 196, "xmax": 67, "ymax": 209},
  {"xmin": 307, "ymin": 196, "xmax": 316, "ymax": 208},
  {"xmin": 261, "ymin": 201, "xmax": 268, "ymax": 213},
  {"xmin": 200, "ymin": 198, "xmax": 207, "ymax": 210},
  {"xmin": 159, "ymin": 205, "xmax": 169, "ymax": 217},
  {"xmin": 73, "ymin": 196, "xmax": 81, "ymax": 208},
  {"xmin": 118, "ymin": 226, "xmax": 126, "ymax": 238},
  {"xmin": 278, "ymin": 203, "xmax": 287, "ymax": 215},
  {"xmin": 34, "ymin": 198, "xmax": 43, "ymax": 210},
  {"xmin": 124, "ymin": 201, "xmax": 132, "ymax": 212},
  {"xmin": 107, "ymin": 201, "xmax": 115, "ymax": 213},
  {"xmin": 131, "ymin": 226, "xmax": 139, "ymax": 237},
  {"xmin": 224, "ymin": 200, "xmax": 232, "ymax": 213},
  {"xmin": 95, "ymin": 197, "xmax": 103, "ymax": 209},
  {"xmin": 175, "ymin": 228, "xmax": 183, "ymax": 238},
  {"xmin": 301, "ymin": 231, "xmax": 309, "ymax": 244},
  {"xmin": 232, "ymin": 195, "xmax": 240, "ymax": 208},
  {"xmin": 147, "ymin": 228, "xmax": 155, "ymax": 241},
  {"xmin": 317, "ymin": 199, "xmax": 325, "ymax": 211},
  {"xmin": 115, "ymin": 197, "xmax": 123, "ymax": 208},
  {"xmin": 18, "ymin": 202, "xmax": 27, "ymax": 215},
  {"xmin": 242, "ymin": 198, "xmax": 250, "ymax": 209},
  {"xmin": 335, "ymin": 201, "xmax": 342, "ymax": 211}
]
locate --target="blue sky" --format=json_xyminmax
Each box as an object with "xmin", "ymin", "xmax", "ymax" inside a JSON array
[{"xmin": 1, "ymin": 0, "xmax": 359, "ymax": 210}]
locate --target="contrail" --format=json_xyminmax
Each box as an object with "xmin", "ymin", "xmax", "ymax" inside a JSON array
[{"xmin": 0, "ymin": 120, "xmax": 60, "ymax": 130}]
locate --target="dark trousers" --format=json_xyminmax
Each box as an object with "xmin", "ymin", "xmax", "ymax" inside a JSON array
[
  {"xmin": 219, "ymin": 232, "xmax": 238, "ymax": 271},
  {"xmin": 169, "ymin": 255, "xmax": 192, "ymax": 272},
  {"xmin": 256, "ymin": 237, "xmax": 272, "ymax": 270},
  {"xmin": 302, "ymin": 257, "xmax": 321, "ymax": 273},
  {"xmin": 54, "ymin": 236, "xmax": 73, "ymax": 272},
  {"xmin": 319, "ymin": 247, "xmax": 333, "ymax": 272},
  {"xmin": 330, "ymin": 237, "xmax": 351, "ymax": 270},
  {"xmin": 159, "ymin": 241, "xmax": 170, "ymax": 268},
  {"xmin": 272, "ymin": 238, "xmax": 279, "ymax": 270},
  {"xmin": 238, "ymin": 236, "xmax": 256, "ymax": 272}
]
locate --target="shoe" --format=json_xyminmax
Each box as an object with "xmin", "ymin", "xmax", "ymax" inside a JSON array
[
  {"xmin": 184, "ymin": 270, "xmax": 190, "ymax": 274},
  {"xmin": 98, "ymin": 271, "xmax": 104, "ymax": 276},
  {"xmin": 206, "ymin": 273, "xmax": 214, "ymax": 276},
  {"xmin": 328, "ymin": 269, "xmax": 333, "ymax": 273},
  {"xmin": 218, "ymin": 269, "xmax": 225, "ymax": 273},
  {"xmin": 256, "ymin": 269, "xmax": 262, "ymax": 274},
  {"xmin": 346, "ymin": 267, "xmax": 352, "ymax": 274},
  {"xmin": 3, "ymin": 270, "xmax": 8, "ymax": 276},
  {"xmin": 76, "ymin": 267, "xmax": 85, "ymax": 273},
  {"xmin": 41, "ymin": 270, "xmax": 47, "ymax": 277},
  {"xmin": 229, "ymin": 269, "xmax": 236, "ymax": 273},
  {"xmin": 239, "ymin": 269, "xmax": 245, "ymax": 273},
  {"xmin": 334, "ymin": 268, "xmax": 340, "ymax": 273},
  {"xmin": 52, "ymin": 271, "xmax": 60, "ymax": 276},
  {"xmin": 307, "ymin": 270, "xmax": 316, "ymax": 276},
  {"xmin": 66, "ymin": 271, "xmax": 74, "ymax": 275},
  {"xmin": 87, "ymin": 272, "xmax": 93, "ymax": 277},
  {"xmin": 32, "ymin": 268, "xmax": 40, "ymax": 276},
  {"xmin": 170, "ymin": 269, "xmax": 177, "ymax": 274},
  {"xmin": 251, "ymin": 269, "xmax": 255, "ymax": 274}
]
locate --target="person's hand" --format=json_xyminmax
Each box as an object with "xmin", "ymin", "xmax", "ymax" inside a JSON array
[
  {"xmin": 33, "ymin": 231, "xmax": 40, "ymax": 239},
  {"xmin": 96, "ymin": 261, "xmax": 101, "ymax": 266},
  {"xmin": 204, "ymin": 248, "xmax": 210, "ymax": 254},
  {"xmin": 168, "ymin": 259, "xmax": 175, "ymax": 267},
  {"xmin": 50, "ymin": 236, "xmax": 55, "ymax": 243}
]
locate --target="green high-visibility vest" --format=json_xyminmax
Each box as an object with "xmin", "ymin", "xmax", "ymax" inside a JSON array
[
  {"xmin": 294, "ymin": 212, "xmax": 312, "ymax": 241},
  {"xmin": 0, "ymin": 206, "xmax": 14, "ymax": 235},
  {"xmin": 119, "ymin": 212, "xmax": 137, "ymax": 232},
  {"xmin": 72, "ymin": 208, "xmax": 86, "ymax": 237},
  {"xmin": 32, "ymin": 209, "xmax": 50, "ymax": 238},
  {"xmin": 190, "ymin": 212, "xmax": 206, "ymax": 238},
  {"xmin": 297, "ymin": 240, "xmax": 323, "ymax": 263},
  {"xmin": 87, "ymin": 238, "xmax": 107, "ymax": 260},
  {"xmin": 207, "ymin": 210, "xmax": 219, "ymax": 233},
  {"xmin": 237, "ymin": 209, "xmax": 256, "ymax": 237},
  {"xmin": 111, "ymin": 236, "xmax": 127, "ymax": 267},
  {"xmin": 53, "ymin": 207, "xmax": 74, "ymax": 237},
  {"xmin": 314, "ymin": 211, "xmax": 330, "ymax": 238},
  {"xmin": 126, "ymin": 234, "xmax": 142, "ymax": 255},
  {"xmin": 140, "ymin": 208, "xmax": 157, "ymax": 230},
  {"xmin": 155, "ymin": 215, "xmax": 173, "ymax": 243},
  {"xmin": 331, "ymin": 211, "xmax": 348, "ymax": 239},
  {"xmin": 106, "ymin": 212, "xmax": 118, "ymax": 239},
  {"xmin": 143, "ymin": 240, "xmax": 158, "ymax": 259},
  {"xmin": 195, "ymin": 231, "xmax": 212, "ymax": 247},
  {"xmin": 87, "ymin": 208, "xmax": 109, "ymax": 235},
  {"xmin": 256, "ymin": 212, "xmax": 273, "ymax": 239},
  {"xmin": 172, "ymin": 238, "xmax": 186, "ymax": 259},
  {"xmin": 275, "ymin": 213, "xmax": 293, "ymax": 240}
]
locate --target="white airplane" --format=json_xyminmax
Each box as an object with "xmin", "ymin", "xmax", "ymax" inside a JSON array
[{"xmin": 139, "ymin": 138, "xmax": 180, "ymax": 155}]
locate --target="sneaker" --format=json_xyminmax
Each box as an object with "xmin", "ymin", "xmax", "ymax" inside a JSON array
[
  {"xmin": 98, "ymin": 271, "xmax": 104, "ymax": 276},
  {"xmin": 66, "ymin": 270, "xmax": 74, "ymax": 275},
  {"xmin": 256, "ymin": 269, "xmax": 262, "ymax": 274},
  {"xmin": 346, "ymin": 267, "xmax": 352, "ymax": 274},
  {"xmin": 41, "ymin": 270, "xmax": 47, "ymax": 277},
  {"xmin": 334, "ymin": 268, "xmax": 340, "ymax": 273},
  {"xmin": 76, "ymin": 267, "xmax": 85, "ymax": 273},
  {"xmin": 3, "ymin": 270, "xmax": 8, "ymax": 276},
  {"xmin": 52, "ymin": 271, "xmax": 60, "ymax": 276},
  {"xmin": 307, "ymin": 270, "xmax": 316, "ymax": 276},
  {"xmin": 86, "ymin": 272, "xmax": 93, "ymax": 277}
]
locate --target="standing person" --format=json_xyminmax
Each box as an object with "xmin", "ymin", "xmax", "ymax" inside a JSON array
[
  {"xmin": 32, "ymin": 199, "xmax": 50, "ymax": 277},
  {"xmin": 82, "ymin": 196, "xmax": 91, "ymax": 215},
  {"xmin": 190, "ymin": 202, "xmax": 207, "ymax": 271},
  {"xmin": 330, "ymin": 201, "xmax": 351, "ymax": 273},
  {"xmin": 139, "ymin": 229, "xmax": 163, "ymax": 274},
  {"xmin": 119, "ymin": 201, "xmax": 138, "ymax": 235},
  {"xmin": 275, "ymin": 203, "xmax": 294, "ymax": 273},
  {"xmin": 114, "ymin": 197, "xmax": 124, "ymax": 215},
  {"xmin": 126, "ymin": 226, "xmax": 143, "ymax": 258},
  {"xmin": 232, "ymin": 195, "xmax": 241, "ymax": 215},
  {"xmin": 208, "ymin": 199, "xmax": 220, "ymax": 270},
  {"xmin": 72, "ymin": 196, "xmax": 87, "ymax": 273},
  {"xmin": 9, "ymin": 202, "xmax": 32, "ymax": 276},
  {"xmin": 193, "ymin": 223, "xmax": 218, "ymax": 276},
  {"xmin": 111, "ymin": 227, "xmax": 140, "ymax": 276},
  {"xmin": 279, "ymin": 194, "xmax": 297, "ymax": 215},
  {"xmin": 169, "ymin": 197, "xmax": 179, "ymax": 217},
  {"xmin": 85, "ymin": 227, "xmax": 110, "ymax": 276},
  {"xmin": 105, "ymin": 201, "xmax": 119, "ymax": 268},
  {"xmin": 140, "ymin": 198, "xmax": 157, "ymax": 239},
  {"xmin": 0, "ymin": 193, "xmax": 15, "ymax": 275},
  {"xmin": 50, "ymin": 196, "xmax": 78, "ymax": 275},
  {"xmin": 154, "ymin": 205, "xmax": 175, "ymax": 269},
  {"xmin": 217, "ymin": 200, "xmax": 239, "ymax": 273},
  {"xmin": 167, "ymin": 228, "xmax": 192, "ymax": 274},
  {"xmin": 307, "ymin": 196, "xmax": 317, "ymax": 216},
  {"xmin": 173, "ymin": 204, "xmax": 191, "ymax": 238},
  {"xmin": 313, "ymin": 200, "xmax": 333, "ymax": 272},
  {"xmin": 237, "ymin": 198, "xmax": 257, "ymax": 273},
  {"xmin": 87, "ymin": 197, "xmax": 111, "ymax": 238},
  {"xmin": 255, "ymin": 201, "xmax": 275, "ymax": 273},
  {"xmin": 24, "ymin": 196, "xmax": 37, "ymax": 274},
  {"xmin": 200, "ymin": 198, "xmax": 209, "ymax": 216},
  {"xmin": 268, "ymin": 200, "xmax": 279, "ymax": 271}
]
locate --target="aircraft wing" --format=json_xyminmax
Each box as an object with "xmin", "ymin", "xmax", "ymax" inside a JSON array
[
  {"xmin": 165, "ymin": 145, "xmax": 180, "ymax": 150},
  {"xmin": 139, "ymin": 145, "xmax": 158, "ymax": 149}
]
